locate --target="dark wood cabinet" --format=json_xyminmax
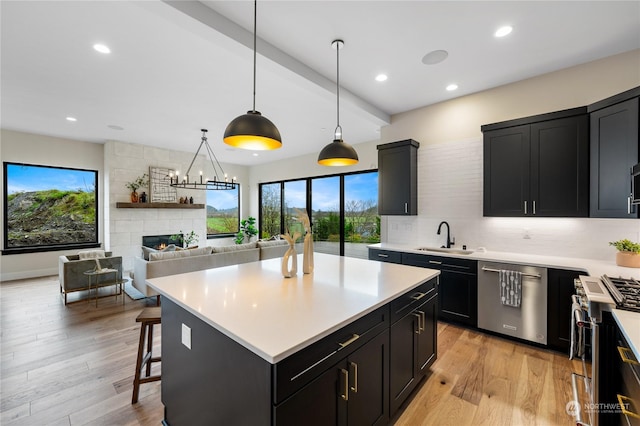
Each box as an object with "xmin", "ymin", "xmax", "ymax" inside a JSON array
[
  {"xmin": 402, "ymin": 253, "xmax": 477, "ymax": 327},
  {"xmin": 482, "ymin": 107, "xmax": 589, "ymax": 217},
  {"xmin": 389, "ymin": 279, "xmax": 438, "ymax": 416},
  {"xmin": 588, "ymin": 88, "xmax": 640, "ymax": 218},
  {"xmin": 547, "ymin": 268, "xmax": 582, "ymax": 353},
  {"xmin": 276, "ymin": 330, "xmax": 389, "ymax": 426},
  {"xmin": 377, "ymin": 139, "xmax": 419, "ymax": 215},
  {"xmin": 368, "ymin": 247, "xmax": 402, "ymax": 264}
]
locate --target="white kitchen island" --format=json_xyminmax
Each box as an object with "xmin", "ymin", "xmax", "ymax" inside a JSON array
[{"xmin": 147, "ymin": 253, "xmax": 440, "ymax": 426}]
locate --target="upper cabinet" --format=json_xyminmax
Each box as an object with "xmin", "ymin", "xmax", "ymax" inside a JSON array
[
  {"xmin": 588, "ymin": 87, "xmax": 640, "ymax": 218},
  {"xmin": 482, "ymin": 107, "xmax": 589, "ymax": 217},
  {"xmin": 377, "ymin": 139, "xmax": 420, "ymax": 215}
]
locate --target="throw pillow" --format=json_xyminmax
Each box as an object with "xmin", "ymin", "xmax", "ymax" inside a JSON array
[
  {"xmin": 257, "ymin": 240, "xmax": 288, "ymax": 248},
  {"xmin": 141, "ymin": 244, "xmax": 177, "ymax": 261},
  {"xmin": 78, "ymin": 249, "xmax": 106, "ymax": 260},
  {"xmin": 149, "ymin": 250, "xmax": 191, "ymax": 261}
]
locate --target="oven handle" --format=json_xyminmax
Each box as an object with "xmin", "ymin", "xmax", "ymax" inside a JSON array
[
  {"xmin": 481, "ymin": 266, "xmax": 541, "ymax": 279},
  {"xmin": 574, "ymin": 309, "xmax": 591, "ymax": 329}
]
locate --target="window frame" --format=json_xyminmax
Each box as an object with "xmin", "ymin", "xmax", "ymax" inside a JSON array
[
  {"xmin": 258, "ymin": 169, "xmax": 378, "ymax": 256},
  {"xmin": 3, "ymin": 161, "xmax": 100, "ymax": 255},
  {"xmin": 206, "ymin": 183, "xmax": 241, "ymax": 239}
]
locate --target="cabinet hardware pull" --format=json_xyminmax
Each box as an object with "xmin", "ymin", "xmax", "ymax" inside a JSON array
[
  {"xmin": 418, "ymin": 310, "xmax": 426, "ymax": 332},
  {"xmin": 340, "ymin": 369, "xmax": 349, "ymax": 401},
  {"xmin": 617, "ymin": 394, "xmax": 640, "ymax": 419},
  {"xmin": 404, "ymin": 202, "xmax": 408, "ymax": 214},
  {"xmin": 410, "ymin": 292, "xmax": 427, "ymax": 301},
  {"xmin": 618, "ymin": 346, "xmax": 640, "ymax": 365},
  {"xmin": 338, "ymin": 334, "xmax": 360, "ymax": 349},
  {"xmin": 413, "ymin": 313, "xmax": 421, "ymax": 334},
  {"xmin": 378, "ymin": 253, "xmax": 389, "ymax": 258},
  {"xmin": 533, "ymin": 201, "xmax": 536, "ymax": 215},
  {"xmin": 428, "ymin": 260, "xmax": 442, "ymax": 265},
  {"xmin": 349, "ymin": 362, "xmax": 358, "ymax": 393},
  {"xmin": 629, "ymin": 196, "xmax": 633, "ymax": 215},
  {"xmin": 524, "ymin": 201, "xmax": 527, "ymax": 215},
  {"xmin": 481, "ymin": 266, "xmax": 541, "ymax": 279}
]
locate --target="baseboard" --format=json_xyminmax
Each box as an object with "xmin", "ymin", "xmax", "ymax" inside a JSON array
[{"xmin": 0, "ymin": 267, "xmax": 58, "ymax": 282}]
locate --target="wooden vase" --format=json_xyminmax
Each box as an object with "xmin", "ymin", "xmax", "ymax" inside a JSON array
[
  {"xmin": 303, "ymin": 234, "xmax": 314, "ymax": 274},
  {"xmin": 130, "ymin": 191, "xmax": 139, "ymax": 203},
  {"xmin": 616, "ymin": 251, "xmax": 640, "ymax": 268}
]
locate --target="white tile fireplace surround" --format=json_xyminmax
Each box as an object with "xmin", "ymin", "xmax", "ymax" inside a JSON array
[{"xmin": 382, "ymin": 138, "xmax": 640, "ymax": 262}]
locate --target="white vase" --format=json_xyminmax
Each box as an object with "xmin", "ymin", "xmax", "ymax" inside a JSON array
[
  {"xmin": 282, "ymin": 246, "xmax": 297, "ymax": 278},
  {"xmin": 303, "ymin": 234, "xmax": 314, "ymax": 274}
]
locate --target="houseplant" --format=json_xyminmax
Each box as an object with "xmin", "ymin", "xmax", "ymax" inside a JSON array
[
  {"xmin": 125, "ymin": 173, "xmax": 148, "ymax": 203},
  {"xmin": 235, "ymin": 217, "xmax": 258, "ymax": 244},
  {"xmin": 171, "ymin": 230, "xmax": 199, "ymax": 248},
  {"xmin": 609, "ymin": 239, "xmax": 640, "ymax": 268}
]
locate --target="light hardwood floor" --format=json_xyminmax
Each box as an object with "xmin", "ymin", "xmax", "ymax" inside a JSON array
[{"xmin": 1, "ymin": 275, "xmax": 579, "ymax": 425}]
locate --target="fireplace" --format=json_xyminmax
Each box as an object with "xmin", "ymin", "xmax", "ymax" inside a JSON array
[{"xmin": 142, "ymin": 234, "xmax": 182, "ymax": 250}]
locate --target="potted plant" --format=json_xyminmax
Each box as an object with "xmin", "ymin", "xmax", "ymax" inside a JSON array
[
  {"xmin": 171, "ymin": 230, "xmax": 199, "ymax": 248},
  {"xmin": 235, "ymin": 217, "xmax": 258, "ymax": 244},
  {"xmin": 125, "ymin": 173, "xmax": 148, "ymax": 203},
  {"xmin": 609, "ymin": 239, "xmax": 640, "ymax": 268}
]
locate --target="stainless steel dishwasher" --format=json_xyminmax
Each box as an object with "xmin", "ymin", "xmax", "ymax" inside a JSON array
[{"xmin": 477, "ymin": 261, "xmax": 548, "ymax": 345}]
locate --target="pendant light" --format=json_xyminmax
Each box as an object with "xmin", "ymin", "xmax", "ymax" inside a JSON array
[
  {"xmin": 318, "ymin": 39, "xmax": 358, "ymax": 166},
  {"xmin": 223, "ymin": 0, "xmax": 281, "ymax": 150}
]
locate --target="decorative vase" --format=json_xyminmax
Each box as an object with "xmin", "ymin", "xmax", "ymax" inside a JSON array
[
  {"xmin": 130, "ymin": 191, "xmax": 139, "ymax": 203},
  {"xmin": 281, "ymin": 231, "xmax": 301, "ymax": 278},
  {"xmin": 616, "ymin": 251, "xmax": 640, "ymax": 268},
  {"xmin": 303, "ymin": 233, "xmax": 314, "ymax": 274}
]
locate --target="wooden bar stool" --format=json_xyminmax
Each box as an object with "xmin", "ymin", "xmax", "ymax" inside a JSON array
[{"xmin": 132, "ymin": 307, "xmax": 161, "ymax": 404}]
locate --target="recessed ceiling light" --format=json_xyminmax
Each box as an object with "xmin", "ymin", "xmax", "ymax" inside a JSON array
[
  {"xmin": 446, "ymin": 84, "xmax": 458, "ymax": 91},
  {"xmin": 494, "ymin": 26, "xmax": 513, "ymax": 38},
  {"xmin": 252, "ymin": 153, "xmax": 259, "ymax": 157},
  {"xmin": 422, "ymin": 50, "xmax": 448, "ymax": 65},
  {"xmin": 375, "ymin": 74, "xmax": 388, "ymax": 82},
  {"xmin": 93, "ymin": 43, "xmax": 111, "ymax": 54},
  {"xmin": 66, "ymin": 116, "xmax": 77, "ymax": 122}
]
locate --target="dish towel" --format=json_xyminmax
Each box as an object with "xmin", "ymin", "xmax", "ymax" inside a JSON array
[
  {"xmin": 499, "ymin": 269, "xmax": 522, "ymax": 307},
  {"xmin": 569, "ymin": 296, "xmax": 585, "ymax": 360}
]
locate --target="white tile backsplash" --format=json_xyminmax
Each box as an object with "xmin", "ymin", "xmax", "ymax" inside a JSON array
[{"xmin": 384, "ymin": 138, "xmax": 640, "ymax": 261}]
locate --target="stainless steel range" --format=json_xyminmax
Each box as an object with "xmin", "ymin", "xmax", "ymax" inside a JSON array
[
  {"xmin": 601, "ymin": 275, "xmax": 640, "ymax": 312},
  {"xmin": 570, "ymin": 275, "xmax": 634, "ymax": 426}
]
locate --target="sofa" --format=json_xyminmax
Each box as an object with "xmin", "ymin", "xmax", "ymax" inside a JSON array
[
  {"xmin": 58, "ymin": 250, "xmax": 123, "ymax": 305},
  {"xmin": 133, "ymin": 240, "xmax": 289, "ymax": 298}
]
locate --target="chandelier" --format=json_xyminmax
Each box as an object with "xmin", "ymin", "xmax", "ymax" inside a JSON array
[{"xmin": 170, "ymin": 129, "xmax": 237, "ymax": 190}]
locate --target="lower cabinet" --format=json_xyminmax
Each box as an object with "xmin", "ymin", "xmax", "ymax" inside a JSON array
[
  {"xmin": 275, "ymin": 330, "xmax": 389, "ymax": 426},
  {"xmin": 547, "ymin": 268, "xmax": 582, "ymax": 352},
  {"xmin": 402, "ymin": 252, "xmax": 477, "ymax": 327},
  {"xmin": 389, "ymin": 280, "xmax": 438, "ymax": 416}
]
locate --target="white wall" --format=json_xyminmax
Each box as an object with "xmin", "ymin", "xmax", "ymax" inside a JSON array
[{"xmin": 0, "ymin": 130, "xmax": 105, "ymax": 280}]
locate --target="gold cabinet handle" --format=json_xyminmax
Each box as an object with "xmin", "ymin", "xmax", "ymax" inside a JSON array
[
  {"xmin": 349, "ymin": 361, "xmax": 358, "ymax": 393},
  {"xmin": 338, "ymin": 334, "xmax": 360, "ymax": 349},
  {"xmin": 340, "ymin": 368, "xmax": 349, "ymax": 401},
  {"xmin": 617, "ymin": 394, "xmax": 640, "ymax": 419},
  {"xmin": 618, "ymin": 346, "xmax": 639, "ymax": 365},
  {"xmin": 418, "ymin": 310, "xmax": 426, "ymax": 332},
  {"xmin": 413, "ymin": 313, "xmax": 422, "ymax": 334},
  {"xmin": 410, "ymin": 292, "xmax": 426, "ymax": 301}
]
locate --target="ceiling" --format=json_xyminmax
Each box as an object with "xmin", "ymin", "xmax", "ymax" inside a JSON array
[{"xmin": 2, "ymin": 1, "xmax": 639, "ymax": 166}]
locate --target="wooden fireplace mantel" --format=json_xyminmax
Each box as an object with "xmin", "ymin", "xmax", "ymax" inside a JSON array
[{"xmin": 116, "ymin": 202, "xmax": 204, "ymax": 209}]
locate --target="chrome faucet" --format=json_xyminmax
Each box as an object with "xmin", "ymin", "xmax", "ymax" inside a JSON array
[{"xmin": 437, "ymin": 221, "xmax": 454, "ymax": 248}]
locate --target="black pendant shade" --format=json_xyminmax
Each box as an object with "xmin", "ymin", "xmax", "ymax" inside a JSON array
[
  {"xmin": 317, "ymin": 139, "xmax": 359, "ymax": 166},
  {"xmin": 223, "ymin": 110, "xmax": 282, "ymax": 150},
  {"xmin": 223, "ymin": 0, "xmax": 281, "ymax": 151},
  {"xmin": 318, "ymin": 39, "xmax": 358, "ymax": 166}
]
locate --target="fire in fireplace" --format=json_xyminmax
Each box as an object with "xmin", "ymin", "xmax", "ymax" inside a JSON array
[{"xmin": 142, "ymin": 234, "xmax": 182, "ymax": 250}]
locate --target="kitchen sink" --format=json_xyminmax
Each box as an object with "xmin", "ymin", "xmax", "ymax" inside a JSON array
[{"xmin": 416, "ymin": 247, "xmax": 475, "ymax": 255}]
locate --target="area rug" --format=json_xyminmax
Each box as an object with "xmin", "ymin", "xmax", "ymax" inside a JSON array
[{"xmin": 124, "ymin": 280, "xmax": 146, "ymax": 300}]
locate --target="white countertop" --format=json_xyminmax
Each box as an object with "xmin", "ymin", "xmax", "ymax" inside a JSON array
[
  {"xmin": 370, "ymin": 243, "xmax": 640, "ymax": 358},
  {"xmin": 369, "ymin": 243, "xmax": 640, "ymax": 279},
  {"xmin": 612, "ymin": 309, "xmax": 640, "ymax": 360},
  {"xmin": 146, "ymin": 253, "xmax": 439, "ymax": 364}
]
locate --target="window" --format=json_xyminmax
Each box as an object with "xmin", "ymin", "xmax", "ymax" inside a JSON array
[
  {"xmin": 259, "ymin": 170, "xmax": 379, "ymax": 259},
  {"xmin": 3, "ymin": 162, "xmax": 99, "ymax": 254},
  {"xmin": 206, "ymin": 184, "xmax": 240, "ymax": 238}
]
